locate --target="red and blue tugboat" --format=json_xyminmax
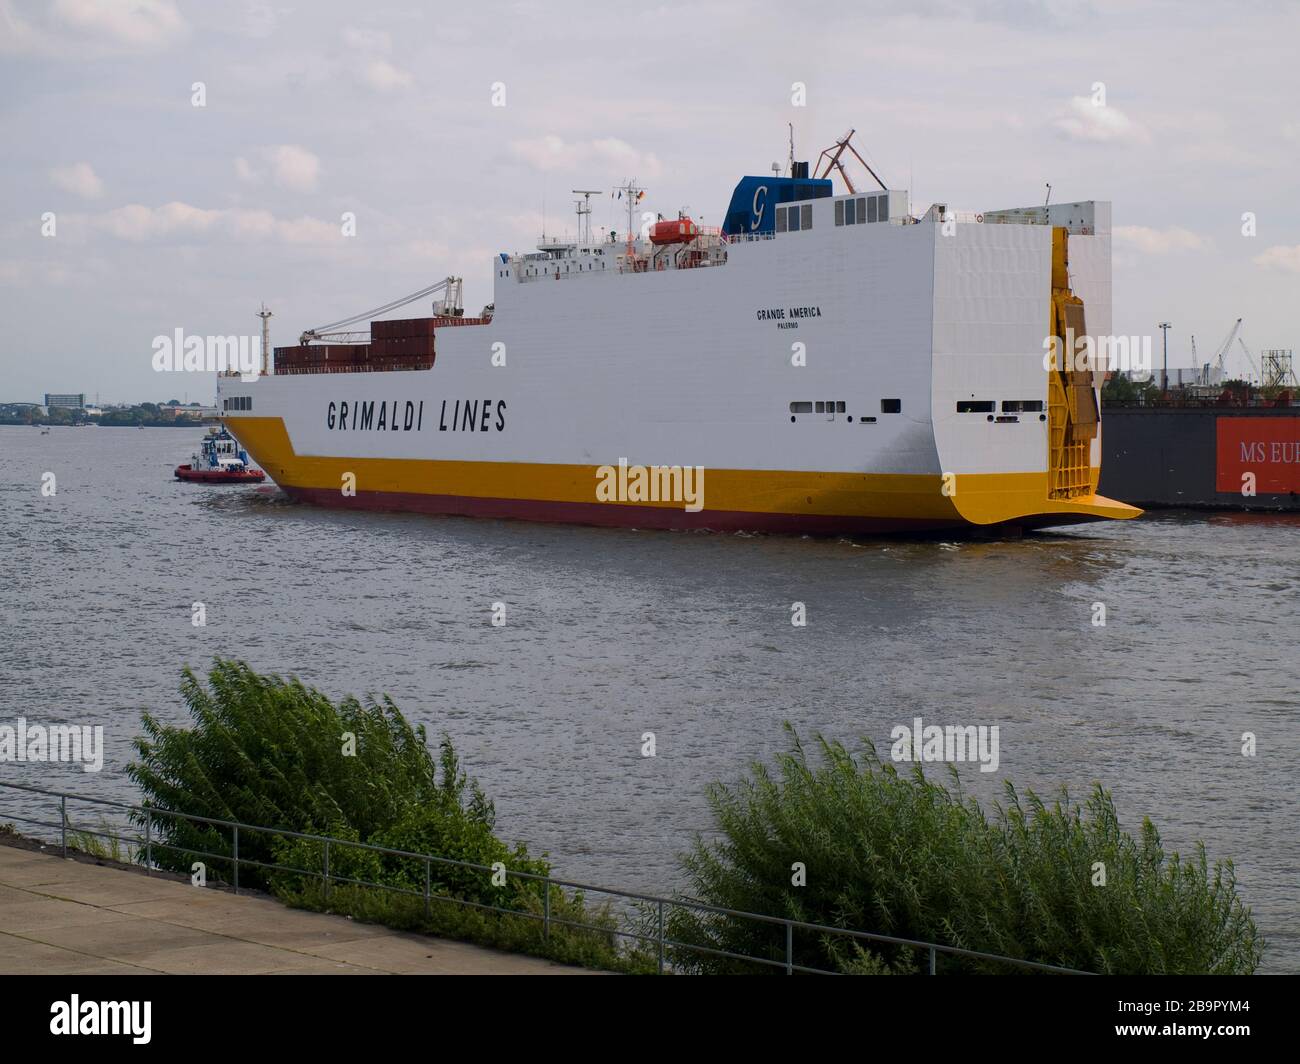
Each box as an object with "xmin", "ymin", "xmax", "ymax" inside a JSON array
[{"xmin": 175, "ymin": 427, "xmax": 266, "ymax": 483}]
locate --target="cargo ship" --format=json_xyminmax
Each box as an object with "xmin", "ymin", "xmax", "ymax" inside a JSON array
[{"xmin": 217, "ymin": 146, "xmax": 1140, "ymax": 534}]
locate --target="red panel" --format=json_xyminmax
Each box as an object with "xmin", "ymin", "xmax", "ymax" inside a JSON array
[{"xmin": 1216, "ymin": 416, "xmax": 1300, "ymax": 493}]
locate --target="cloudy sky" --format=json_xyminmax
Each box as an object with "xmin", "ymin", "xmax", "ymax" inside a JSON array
[{"xmin": 2, "ymin": 0, "xmax": 1297, "ymax": 403}]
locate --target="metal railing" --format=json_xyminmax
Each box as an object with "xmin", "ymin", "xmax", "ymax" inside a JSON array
[{"xmin": 0, "ymin": 781, "xmax": 1089, "ymax": 976}]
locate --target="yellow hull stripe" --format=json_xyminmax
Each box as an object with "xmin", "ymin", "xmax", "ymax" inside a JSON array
[{"xmin": 229, "ymin": 417, "xmax": 1141, "ymax": 526}]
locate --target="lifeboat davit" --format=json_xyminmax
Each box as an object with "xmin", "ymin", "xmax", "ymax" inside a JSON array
[{"xmin": 649, "ymin": 216, "xmax": 699, "ymax": 245}]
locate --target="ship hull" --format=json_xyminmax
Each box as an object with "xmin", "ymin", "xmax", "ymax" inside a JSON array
[
  {"xmin": 225, "ymin": 412, "xmax": 1135, "ymax": 534},
  {"xmin": 280, "ymin": 483, "xmax": 956, "ymax": 533},
  {"xmin": 279, "ymin": 481, "xmax": 1120, "ymax": 533},
  {"xmin": 174, "ymin": 464, "xmax": 265, "ymax": 484}
]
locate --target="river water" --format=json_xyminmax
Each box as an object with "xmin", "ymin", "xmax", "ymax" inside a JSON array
[{"xmin": 1, "ymin": 425, "xmax": 1296, "ymax": 971}]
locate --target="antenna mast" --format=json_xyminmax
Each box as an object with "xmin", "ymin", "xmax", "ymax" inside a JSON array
[
  {"xmin": 614, "ymin": 179, "xmax": 643, "ymax": 260},
  {"xmin": 256, "ymin": 304, "xmax": 273, "ymax": 376},
  {"xmin": 572, "ymin": 189, "xmax": 601, "ymax": 246}
]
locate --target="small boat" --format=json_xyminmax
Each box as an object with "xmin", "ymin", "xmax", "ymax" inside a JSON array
[{"xmin": 175, "ymin": 427, "xmax": 266, "ymax": 483}]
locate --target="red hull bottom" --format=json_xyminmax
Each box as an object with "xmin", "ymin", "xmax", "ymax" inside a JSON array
[
  {"xmin": 175, "ymin": 465, "xmax": 266, "ymax": 484},
  {"xmin": 278, "ymin": 484, "xmax": 1031, "ymax": 535}
]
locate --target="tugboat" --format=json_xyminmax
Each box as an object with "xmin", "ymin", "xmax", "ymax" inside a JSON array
[{"xmin": 175, "ymin": 427, "xmax": 266, "ymax": 483}]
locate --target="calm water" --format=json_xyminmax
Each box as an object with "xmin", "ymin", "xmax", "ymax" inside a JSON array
[{"xmin": 2, "ymin": 425, "xmax": 1297, "ymax": 971}]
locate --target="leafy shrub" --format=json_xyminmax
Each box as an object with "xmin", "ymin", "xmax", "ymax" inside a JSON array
[
  {"xmin": 125, "ymin": 660, "xmax": 628, "ymax": 970},
  {"xmin": 128, "ymin": 659, "xmax": 446, "ymax": 885},
  {"xmin": 666, "ymin": 726, "xmax": 1263, "ymax": 975}
]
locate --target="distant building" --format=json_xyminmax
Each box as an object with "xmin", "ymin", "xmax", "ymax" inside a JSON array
[
  {"xmin": 159, "ymin": 403, "xmax": 219, "ymax": 420},
  {"xmin": 45, "ymin": 393, "xmax": 85, "ymax": 410}
]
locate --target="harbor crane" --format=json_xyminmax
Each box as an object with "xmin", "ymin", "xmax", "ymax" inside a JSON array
[
  {"xmin": 1201, "ymin": 317, "xmax": 1242, "ymax": 386},
  {"xmin": 1236, "ymin": 336, "xmax": 1260, "ymax": 383},
  {"xmin": 299, "ymin": 276, "xmax": 463, "ymax": 345}
]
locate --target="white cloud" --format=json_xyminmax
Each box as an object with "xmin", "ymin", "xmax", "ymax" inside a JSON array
[
  {"xmin": 50, "ymin": 162, "xmax": 104, "ymax": 200},
  {"xmin": 510, "ymin": 135, "xmax": 663, "ymax": 178},
  {"xmin": 0, "ymin": 259, "xmax": 76, "ymax": 287},
  {"xmin": 238, "ymin": 149, "xmax": 322, "ymax": 188},
  {"xmin": 343, "ymin": 26, "xmax": 392, "ymax": 51},
  {"xmin": 53, "ymin": 0, "xmax": 185, "ymax": 47},
  {"xmin": 341, "ymin": 27, "xmax": 412, "ymax": 91},
  {"xmin": 1, "ymin": 0, "xmax": 186, "ymax": 56},
  {"xmin": 1253, "ymin": 245, "xmax": 1300, "ymax": 273},
  {"xmin": 1114, "ymin": 225, "xmax": 1207, "ymax": 254},
  {"xmin": 404, "ymin": 238, "xmax": 453, "ymax": 261},
  {"xmin": 89, "ymin": 202, "xmax": 340, "ymax": 245},
  {"xmin": 1055, "ymin": 96, "xmax": 1149, "ymax": 144},
  {"xmin": 275, "ymin": 216, "xmax": 343, "ymax": 244},
  {"xmin": 362, "ymin": 59, "xmax": 413, "ymax": 91},
  {"xmin": 243, "ymin": 1, "xmax": 282, "ymax": 39},
  {"xmin": 267, "ymin": 145, "xmax": 320, "ymax": 192}
]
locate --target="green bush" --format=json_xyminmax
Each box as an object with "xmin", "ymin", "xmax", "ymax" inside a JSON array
[
  {"xmin": 125, "ymin": 660, "xmax": 628, "ymax": 971},
  {"xmin": 128, "ymin": 659, "xmax": 451, "ymax": 885},
  {"xmin": 666, "ymin": 726, "xmax": 1263, "ymax": 975}
]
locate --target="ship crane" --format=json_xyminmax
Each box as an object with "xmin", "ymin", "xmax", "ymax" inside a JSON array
[
  {"xmin": 298, "ymin": 276, "xmax": 464, "ymax": 345},
  {"xmin": 814, "ymin": 129, "xmax": 888, "ymax": 194}
]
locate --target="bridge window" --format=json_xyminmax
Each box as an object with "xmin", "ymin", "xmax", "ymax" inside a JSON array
[
  {"xmin": 881, "ymin": 398, "xmax": 901, "ymax": 413},
  {"xmin": 957, "ymin": 400, "xmax": 995, "ymax": 413},
  {"xmin": 837, "ymin": 197, "xmax": 873, "ymax": 227},
  {"xmin": 777, "ymin": 204, "xmax": 815, "ymax": 233},
  {"xmin": 1002, "ymin": 399, "xmax": 1044, "ymax": 412}
]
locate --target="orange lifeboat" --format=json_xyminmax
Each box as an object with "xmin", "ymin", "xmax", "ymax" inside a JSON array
[{"xmin": 649, "ymin": 216, "xmax": 699, "ymax": 245}]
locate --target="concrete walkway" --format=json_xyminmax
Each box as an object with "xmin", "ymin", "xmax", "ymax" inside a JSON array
[{"xmin": 0, "ymin": 841, "xmax": 597, "ymax": 975}]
